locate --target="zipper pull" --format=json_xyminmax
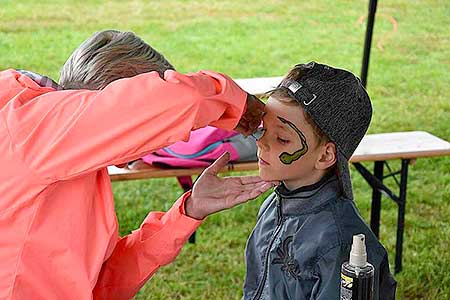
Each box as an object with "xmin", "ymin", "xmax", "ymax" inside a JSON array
[{"xmin": 276, "ymin": 197, "xmax": 283, "ymax": 225}]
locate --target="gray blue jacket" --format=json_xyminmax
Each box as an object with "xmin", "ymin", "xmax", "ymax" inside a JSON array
[{"xmin": 243, "ymin": 173, "xmax": 397, "ymax": 300}]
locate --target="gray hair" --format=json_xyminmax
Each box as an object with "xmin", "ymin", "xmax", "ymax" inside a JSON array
[{"xmin": 59, "ymin": 30, "xmax": 174, "ymax": 90}]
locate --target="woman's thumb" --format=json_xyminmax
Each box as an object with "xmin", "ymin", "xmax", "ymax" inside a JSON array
[{"xmin": 205, "ymin": 152, "xmax": 231, "ymax": 175}]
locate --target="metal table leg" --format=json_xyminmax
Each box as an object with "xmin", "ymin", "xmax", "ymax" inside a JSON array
[
  {"xmin": 353, "ymin": 159, "xmax": 410, "ymax": 274},
  {"xmin": 395, "ymin": 159, "xmax": 409, "ymax": 273},
  {"xmin": 370, "ymin": 161, "xmax": 384, "ymax": 238}
]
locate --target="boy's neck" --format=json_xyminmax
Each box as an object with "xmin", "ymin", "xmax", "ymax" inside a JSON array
[{"xmin": 283, "ymin": 169, "xmax": 330, "ymax": 191}]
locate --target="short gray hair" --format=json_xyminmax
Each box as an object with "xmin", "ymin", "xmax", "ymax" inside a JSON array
[{"xmin": 59, "ymin": 30, "xmax": 174, "ymax": 90}]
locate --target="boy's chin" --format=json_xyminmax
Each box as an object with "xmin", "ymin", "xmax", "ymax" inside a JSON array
[{"xmin": 259, "ymin": 169, "xmax": 279, "ymax": 182}]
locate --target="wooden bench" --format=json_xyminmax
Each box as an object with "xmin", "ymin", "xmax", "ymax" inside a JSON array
[{"xmin": 108, "ymin": 77, "xmax": 450, "ymax": 273}]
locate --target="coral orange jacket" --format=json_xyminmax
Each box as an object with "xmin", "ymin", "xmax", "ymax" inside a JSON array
[{"xmin": 0, "ymin": 69, "xmax": 247, "ymax": 300}]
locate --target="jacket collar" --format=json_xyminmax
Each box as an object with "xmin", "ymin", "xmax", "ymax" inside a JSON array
[
  {"xmin": 274, "ymin": 172, "xmax": 340, "ymax": 215},
  {"xmin": 16, "ymin": 69, "xmax": 61, "ymax": 90}
]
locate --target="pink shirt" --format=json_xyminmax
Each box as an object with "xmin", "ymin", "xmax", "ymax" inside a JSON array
[{"xmin": 0, "ymin": 69, "xmax": 247, "ymax": 300}]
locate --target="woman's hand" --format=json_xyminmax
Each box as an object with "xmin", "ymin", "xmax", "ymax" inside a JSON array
[
  {"xmin": 234, "ymin": 93, "xmax": 265, "ymax": 136},
  {"xmin": 184, "ymin": 152, "xmax": 275, "ymax": 220}
]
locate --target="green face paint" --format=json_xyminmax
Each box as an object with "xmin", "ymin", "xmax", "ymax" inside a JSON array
[{"xmin": 277, "ymin": 116, "xmax": 309, "ymax": 165}]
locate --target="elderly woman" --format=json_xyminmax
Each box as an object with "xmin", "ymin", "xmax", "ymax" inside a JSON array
[{"xmin": 0, "ymin": 30, "xmax": 269, "ymax": 300}]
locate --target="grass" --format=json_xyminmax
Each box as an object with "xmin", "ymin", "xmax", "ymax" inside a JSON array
[{"xmin": 1, "ymin": 0, "xmax": 449, "ymax": 299}]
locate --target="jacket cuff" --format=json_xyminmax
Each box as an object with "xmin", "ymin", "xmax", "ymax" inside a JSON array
[
  {"xmin": 171, "ymin": 191, "xmax": 203, "ymax": 227},
  {"xmin": 137, "ymin": 192, "xmax": 203, "ymax": 266}
]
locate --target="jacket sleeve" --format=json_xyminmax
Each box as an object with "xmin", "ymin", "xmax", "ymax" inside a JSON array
[
  {"xmin": 4, "ymin": 70, "xmax": 247, "ymax": 183},
  {"xmin": 378, "ymin": 254, "xmax": 397, "ymax": 300},
  {"xmin": 93, "ymin": 191, "xmax": 201, "ymax": 300}
]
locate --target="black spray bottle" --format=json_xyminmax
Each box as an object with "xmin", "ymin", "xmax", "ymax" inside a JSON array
[{"xmin": 340, "ymin": 234, "xmax": 374, "ymax": 300}]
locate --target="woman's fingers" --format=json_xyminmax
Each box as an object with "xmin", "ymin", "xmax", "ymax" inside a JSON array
[
  {"xmin": 225, "ymin": 176, "xmax": 275, "ymax": 191},
  {"xmin": 228, "ymin": 181, "xmax": 274, "ymax": 205},
  {"xmin": 232, "ymin": 185, "xmax": 272, "ymax": 205},
  {"xmin": 238, "ymin": 181, "xmax": 273, "ymax": 193},
  {"xmin": 188, "ymin": 162, "xmax": 276, "ymax": 218},
  {"xmin": 235, "ymin": 94, "xmax": 265, "ymax": 136},
  {"xmin": 238, "ymin": 175, "xmax": 266, "ymax": 184}
]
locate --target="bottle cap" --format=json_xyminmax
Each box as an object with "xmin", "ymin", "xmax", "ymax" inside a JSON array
[{"xmin": 349, "ymin": 234, "xmax": 367, "ymax": 267}]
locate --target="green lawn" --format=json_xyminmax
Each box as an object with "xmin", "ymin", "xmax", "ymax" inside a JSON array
[{"xmin": 1, "ymin": 1, "xmax": 449, "ymax": 299}]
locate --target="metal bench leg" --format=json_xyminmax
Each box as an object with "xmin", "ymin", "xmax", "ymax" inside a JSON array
[
  {"xmin": 395, "ymin": 159, "xmax": 409, "ymax": 273},
  {"xmin": 370, "ymin": 161, "xmax": 384, "ymax": 238},
  {"xmin": 188, "ymin": 230, "xmax": 196, "ymax": 244}
]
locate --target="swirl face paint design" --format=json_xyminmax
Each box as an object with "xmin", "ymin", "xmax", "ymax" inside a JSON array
[{"xmin": 277, "ymin": 116, "xmax": 308, "ymax": 165}]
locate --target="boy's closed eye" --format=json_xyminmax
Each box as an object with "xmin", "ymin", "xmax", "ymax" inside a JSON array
[{"xmin": 277, "ymin": 137, "xmax": 290, "ymax": 145}]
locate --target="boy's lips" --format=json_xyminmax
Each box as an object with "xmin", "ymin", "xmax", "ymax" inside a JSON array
[{"xmin": 258, "ymin": 157, "xmax": 270, "ymax": 166}]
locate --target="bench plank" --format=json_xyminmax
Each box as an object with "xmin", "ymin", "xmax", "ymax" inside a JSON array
[
  {"xmin": 352, "ymin": 131, "xmax": 450, "ymax": 161},
  {"xmin": 108, "ymin": 162, "xmax": 257, "ymax": 181},
  {"xmin": 108, "ymin": 131, "xmax": 450, "ymax": 181}
]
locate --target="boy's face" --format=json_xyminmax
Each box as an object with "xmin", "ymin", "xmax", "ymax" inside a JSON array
[{"xmin": 257, "ymin": 96, "xmax": 326, "ymax": 189}]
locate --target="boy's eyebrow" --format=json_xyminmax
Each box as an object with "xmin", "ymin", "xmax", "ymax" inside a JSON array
[
  {"xmin": 277, "ymin": 116, "xmax": 306, "ymax": 139},
  {"xmin": 276, "ymin": 124, "xmax": 290, "ymax": 132},
  {"xmin": 275, "ymin": 117, "xmax": 293, "ymax": 132}
]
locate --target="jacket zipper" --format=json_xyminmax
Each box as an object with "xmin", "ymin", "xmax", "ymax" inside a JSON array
[{"xmin": 252, "ymin": 197, "xmax": 284, "ymax": 300}]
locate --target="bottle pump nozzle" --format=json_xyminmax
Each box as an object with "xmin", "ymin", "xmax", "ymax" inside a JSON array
[
  {"xmin": 349, "ymin": 234, "xmax": 368, "ymax": 267},
  {"xmin": 341, "ymin": 234, "xmax": 374, "ymax": 300}
]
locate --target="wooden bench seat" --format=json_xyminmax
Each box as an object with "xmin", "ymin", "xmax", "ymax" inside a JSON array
[{"xmin": 108, "ymin": 131, "xmax": 450, "ymax": 181}]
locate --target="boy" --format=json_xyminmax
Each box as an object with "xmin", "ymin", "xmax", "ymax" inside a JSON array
[{"xmin": 243, "ymin": 62, "xmax": 397, "ymax": 299}]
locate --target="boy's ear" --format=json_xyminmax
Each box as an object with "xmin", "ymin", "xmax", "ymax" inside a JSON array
[{"xmin": 315, "ymin": 141, "xmax": 337, "ymax": 170}]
